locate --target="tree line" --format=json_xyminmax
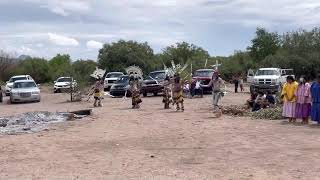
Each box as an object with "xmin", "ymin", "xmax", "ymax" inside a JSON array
[{"xmin": 1, "ymin": 27, "xmax": 320, "ymax": 85}]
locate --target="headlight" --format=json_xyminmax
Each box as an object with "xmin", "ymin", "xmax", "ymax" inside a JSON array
[
  {"xmin": 125, "ymin": 85, "xmax": 130, "ymax": 90},
  {"xmin": 11, "ymin": 92, "xmax": 19, "ymax": 96},
  {"xmin": 254, "ymin": 79, "xmax": 259, "ymax": 83}
]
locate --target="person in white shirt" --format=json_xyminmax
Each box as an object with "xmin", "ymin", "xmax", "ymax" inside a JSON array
[
  {"xmin": 195, "ymin": 78, "xmax": 203, "ymax": 98},
  {"xmin": 206, "ymin": 71, "xmax": 225, "ymax": 112}
]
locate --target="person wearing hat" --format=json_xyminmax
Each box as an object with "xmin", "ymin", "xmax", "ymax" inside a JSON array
[{"xmin": 207, "ymin": 71, "xmax": 225, "ymax": 113}]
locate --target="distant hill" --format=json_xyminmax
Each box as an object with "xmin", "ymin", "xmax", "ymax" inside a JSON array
[{"xmin": 18, "ymin": 55, "xmax": 31, "ymax": 61}]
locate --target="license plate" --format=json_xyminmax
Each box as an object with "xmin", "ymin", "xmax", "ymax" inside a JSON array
[{"xmin": 20, "ymin": 93, "xmax": 31, "ymax": 97}]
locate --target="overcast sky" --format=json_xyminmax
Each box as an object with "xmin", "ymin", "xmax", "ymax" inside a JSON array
[{"xmin": 1, "ymin": 0, "xmax": 320, "ymax": 60}]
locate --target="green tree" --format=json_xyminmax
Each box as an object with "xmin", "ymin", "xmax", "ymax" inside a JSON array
[
  {"xmin": 220, "ymin": 51, "xmax": 252, "ymax": 79},
  {"xmin": 247, "ymin": 28, "xmax": 280, "ymax": 62},
  {"xmin": 71, "ymin": 59, "xmax": 97, "ymax": 84},
  {"xmin": 161, "ymin": 42, "xmax": 210, "ymax": 70},
  {"xmin": 98, "ymin": 40, "xmax": 155, "ymax": 74},
  {"xmin": 17, "ymin": 57, "xmax": 50, "ymax": 83},
  {"xmin": 49, "ymin": 54, "xmax": 72, "ymax": 80}
]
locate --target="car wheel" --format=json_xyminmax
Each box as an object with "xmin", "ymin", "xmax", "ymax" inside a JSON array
[
  {"xmin": 153, "ymin": 92, "xmax": 158, "ymax": 96},
  {"xmin": 143, "ymin": 93, "xmax": 147, "ymax": 97},
  {"xmin": 10, "ymin": 97, "xmax": 14, "ymax": 104}
]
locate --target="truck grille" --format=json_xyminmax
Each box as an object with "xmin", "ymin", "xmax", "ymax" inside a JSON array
[
  {"xmin": 145, "ymin": 81, "xmax": 157, "ymax": 85},
  {"xmin": 107, "ymin": 80, "xmax": 116, "ymax": 84},
  {"xmin": 203, "ymin": 80, "xmax": 211, "ymax": 85},
  {"xmin": 258, "ymin": 79, "xmax": 272, "ymax": 84}
]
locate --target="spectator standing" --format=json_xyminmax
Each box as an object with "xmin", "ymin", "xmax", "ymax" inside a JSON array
[
  {"xmin": 295, "ymin": 76, "xmax": 311, "ymax": 124},
  {"xmin": 233, "ymin": 75, "xmax": 240, "ymax": 93},
  {"xmin": 281, "ymin": 76, "xmax": 298, "ymax": 123},
  {"xmin": 311, "ymin": 74, "xmax": 320, "ymax": 124}
]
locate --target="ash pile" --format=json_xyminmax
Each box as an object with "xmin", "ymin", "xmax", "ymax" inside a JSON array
[{"xmin": 0, "ymin": 111, "xmax": 78, "ymax": 135}]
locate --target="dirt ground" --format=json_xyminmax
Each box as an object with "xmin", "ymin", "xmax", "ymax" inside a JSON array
[{"xmin": 1, "ymin": 87, "xmax": 320, "ymax": 180}]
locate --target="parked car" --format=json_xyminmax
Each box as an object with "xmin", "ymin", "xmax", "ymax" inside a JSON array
[
  {"xmin": 149, "ymin": 70, "xmax": 166, "ymax": 82},
  {"xmin": 247, "ymin": 68, "xmax": 295, "ymax": 94},
  {"xmin": 104, "ymin": 72, "xmax": 124, "ymax": 91},
  {"xmin": 0, "ymin": 86, "xmax": 3, "ymax": 103},
  {"xmin": 53, "ymin": 77, "xmax": 77, "ymax": 93},
  {"xmin": 10, "ymin": 80, "xmax": 41, "ymax": 103},
  {"xmin": 192, "ymin": 69, "xmax": 215, "ymax": 92},
  {"xmin": 5, "ymin": 75, "xmax": 33, "ymax": 96},
  {"xmin": 109, "ymin": 75, "xmax": 143, "ymax": 97},
  {"xmin": 141, "ymin": 76, "xmax": 164, "ymax": 97}
]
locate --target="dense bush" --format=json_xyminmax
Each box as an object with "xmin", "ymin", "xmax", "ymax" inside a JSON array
[{"xmin": 2, "ymin": 27, "xmax": 320, "ymax": 84}]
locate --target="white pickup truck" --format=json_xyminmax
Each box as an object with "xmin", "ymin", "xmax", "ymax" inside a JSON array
[{"xmin": 247, "ymin": 68, "xmax": 295, "ymax": 94}]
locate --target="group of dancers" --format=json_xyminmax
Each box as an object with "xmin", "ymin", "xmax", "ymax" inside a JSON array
[{"xmin": 91, "ymin": 71, "xmax": 226, "ymax": 113}]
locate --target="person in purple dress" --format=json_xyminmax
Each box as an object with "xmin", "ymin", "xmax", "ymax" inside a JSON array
[
  {"xmin": 295, "ymin": 76, "xmax": 311, "ymax": 124},
  {"xmin": 311, "ymin": 74, "xmax": 320, "ymax": 124}
]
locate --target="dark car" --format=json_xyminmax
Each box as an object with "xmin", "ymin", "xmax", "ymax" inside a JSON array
[
  {"xmin": 109, "ymin": 75, "xmax": 143, "ymax": 97},
  {"xmin": 192, "ymin": 69, "xmax": 214, "ymax": 92},
  {"xmin": 141, "ymin": 76, "xmax": 164, "ymax": 97}
]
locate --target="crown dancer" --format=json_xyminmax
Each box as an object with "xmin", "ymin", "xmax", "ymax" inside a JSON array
[
  {"xmin": 172, "ymin": 74, "xmax": 184, "ymax": 112},
  {"xmin": 129, "ymin": 75, "xmax": 142, "ymax": 109}
]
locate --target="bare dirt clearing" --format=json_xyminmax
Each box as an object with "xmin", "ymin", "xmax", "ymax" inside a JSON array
[{"xmin": 1, "ymin": 90, "xmax": 320, "ymax": 180}]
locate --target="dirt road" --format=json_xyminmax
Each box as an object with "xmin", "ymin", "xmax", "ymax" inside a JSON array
[{"xmin": 1, "ymin": 91, "xmax": 320, "ymax": 180}]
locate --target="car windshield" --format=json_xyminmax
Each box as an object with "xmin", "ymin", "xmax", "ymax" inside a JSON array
[
  {"xmin": 194, "ymin": 70, "xmax": 214, "ymax": 77},
  {"xmin": 149, "ymin": 72, "xmax": 165, "ymax": 80},
  {"xmin": 256, "ymin": 70, "xmax": 279, "ymax": 76},
  {"xmin": 9, "ymin": 77, "xmax": 27, "ymax": 83},
  {"xmin": 13, "ymin": 82, "xmax": 36, "ymax": 89},
  {"xmin": 116, "ymin": 76, "xmax": 129, "ymax": 83},
  {"xmin": 106, "ymin": 73, "xmax": 123, "ymax": 78},
  {"xmin": 145, "ymin": 76, "xmax": 154, "ymax": 80},
  {"xmin": 282, "ymin": 70, "xmax": 294, "ymax": 75},
  {"xmin": 57, "ymin": 78, "xmax": 71, "ymax": 82}
]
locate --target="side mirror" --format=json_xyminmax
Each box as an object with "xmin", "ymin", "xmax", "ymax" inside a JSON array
[
  {"xmin": 6, "ymin": 81, "xmax": 9, "ymax": 84},
  {"xmin": 37, "ymin": 84, "xmax": 41, "ymax": 87},
  {"xmin": 54, "ymin": 81, "xmax": 56, "ymax": 84}
]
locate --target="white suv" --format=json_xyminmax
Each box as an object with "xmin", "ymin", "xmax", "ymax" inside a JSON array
[
  {"xmin": 54, "ymin": 77, "xmax": 77, "ymax": 93},
  {"xmin": 5, "ymin": 75, "xmax": 33, "ymax": 96},
  {"xmin": 104, "ymin": 72, "xmax": 124, "ymax": 90}
]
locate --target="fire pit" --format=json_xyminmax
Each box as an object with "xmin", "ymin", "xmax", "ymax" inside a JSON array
[{"xmin": 0, "ymin": 110, "xmax": 91, "ymax": 135}]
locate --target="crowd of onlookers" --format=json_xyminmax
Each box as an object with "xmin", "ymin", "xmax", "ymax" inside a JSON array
[
  {"xmin": 246, "ymin": 74, "xmax": 320, "ymax": 124},
  {"xmin": 281, "ymin": 75, "xmax": 320, "ymax": 124},
  {"xmin": 183, "ymin": 78, "xmax": 204, "ymax": 98}
]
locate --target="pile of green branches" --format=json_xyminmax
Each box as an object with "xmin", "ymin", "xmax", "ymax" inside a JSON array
[{"xmin": 251, "ymin": 106, "xmax": 283, "ymax": 120}]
